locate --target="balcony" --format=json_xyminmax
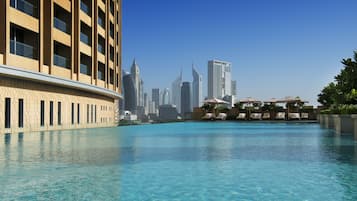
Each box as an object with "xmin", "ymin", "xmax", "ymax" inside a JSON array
[
  {"xmin": 80, "ymin": 0, "xmax": 92, "ymax": 17},
  {"xmin": 54, "ymin": 54, "xmax": 70, "ymax": 69},
  {"xmin": 54, "ymin": 17, "xmax": 71, "ymax": 34},
  {"xmin": 10, "ymin": 0, "xmax": 38, "ymax": 18},
  {"xmin": 10, "ymin": 40, "xmax": 35, "ymax": 59},
  {"xmin": 80, "ymin": 53, "xmax": 92, "ymax": 76},
  {"xmin": 80, "ymin": 22, "xmax": 92, "ymax": 46},
  {"xmin": 98, "ymin": 9, "xmax": 105, "ymax": 29}
]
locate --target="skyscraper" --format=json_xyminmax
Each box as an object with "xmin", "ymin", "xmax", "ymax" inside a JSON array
[
  {"xmin": 131, "ymin": 59, "xmax": 143, "ymax": 106},
  {"xmin": 171, "ymin": 71, "xmax": 182, "ymax": 113},
  {"xmin": 208, "ymin": 60, "xmax": 232, "ymax": 99},
  {"xmin": 192, "ymin": 65, "xmax": 203, "ymax": 108},
  {"xmin": 123, "ymin": 72, "xmax": 137, "ymax": 113},
  {"xmin": 181, "ymin": 82, "xmax": 192, "ymax": 116},
  {"xmin": 152, "ymin": 88, "xmax": 160, "ymax": 110},
  {"xmin": 162, "ymin": 88, "xmax": 170, "ymax": 105},
  {"xmin": 0, "ymin": 0, "xmax": 122, "ymax": 132},
  {"xmin": 144, "ymin": 93, "xmax": 149, "ymax": 114}
]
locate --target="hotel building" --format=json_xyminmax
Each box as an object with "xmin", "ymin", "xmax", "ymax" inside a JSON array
[
  {"xmin": 208, "ymin": 60, "xmax": 232, "ymax": 99},
  {"xmin": 0, "ymin": 0, "xmax": 122, "ymax": 133}
]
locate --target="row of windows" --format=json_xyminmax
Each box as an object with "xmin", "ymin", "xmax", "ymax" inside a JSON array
[{"xmin": 3, "ymin": 98, "xmax": 109, "ymax": 129}]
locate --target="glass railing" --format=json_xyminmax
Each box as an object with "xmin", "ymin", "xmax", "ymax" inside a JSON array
[
  {"xmin": 80, "ymin": 1, "xmax": 91, "ymax": 16},
  {"xmin": 98, "ymin": 18, "xmax": 105, "ymax": 29},
  {"xmin": 80, "ymin": 64, "xmax": 91, "ymax": 75},
  {"xmin": 10, "ymin": 40, "xmax": 35, "ymax": 59},
  {"xmin": 80, "ymin": 32, "xmax": 91, "ymax": 45},
  {"xmin": 11, "ymin": 0, "xmax": 37, "ymax": 18},
  {"xmin": 98, "ymin": 71, "xmax": 105, "ymax": 81},
  {"xmin": 98, "ymin": 44, "xmax": 105, "ymax": 54},
  {"xmin": 54, "ymin": 54, "xmax": 70, "ymax": 69},
  {"xmin": 54, "ymin": 17, "xmax": 71, "ymax": 34}
]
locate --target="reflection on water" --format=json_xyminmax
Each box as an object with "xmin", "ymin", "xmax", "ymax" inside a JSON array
[{"xmin": 1, "ymin": 123, "xmax": 357, "ymax": 200}]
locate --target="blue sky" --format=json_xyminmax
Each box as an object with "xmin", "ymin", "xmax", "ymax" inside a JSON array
[{"xmin": 122, "ymin": 0, "xmax": 357, "ymax": 106}]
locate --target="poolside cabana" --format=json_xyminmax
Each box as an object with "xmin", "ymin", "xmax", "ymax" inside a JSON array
[
  {"xmin": 203, "ymin": 98, "xmax": 229, "ymax": 120},
  {"xmin": 239, "ymin": 97, "xmax": 262, "ymax": 120},
  {"xmin": 278, "ymin": 96, "xmax": 309, "ymax": 120},
  {"xmin": 262, "ymin": 98, "xmax": 285, "ymax": 120}
]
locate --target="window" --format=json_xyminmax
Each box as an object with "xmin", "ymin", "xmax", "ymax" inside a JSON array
[
  {"xmin": 98, "ymin": 8, "xmax": 105, "ymax": 29},
  {"xmin": 110, "ymin": 22, "xmax": 114, "ymax": 39},
  {"xmin": 50, "ymin": 101, "xmax": 53, "ymax": 126},
  {"xmin": 98, "ymin": 35, "xmax": 105, "ymax": 54},
  {"xmin": 58, "ymin": 102, "xmax": 62, "ymax": 125},
  {"xmin": 110, "ymin": 69, "xmax": 114, "ymax": 84},
  {"xmin": 80, "ymin": 0, "xmax": 91, "ymax": 16},
  {"xmin": 54, "ymin": 3, "xmax": 71, "ymax": 34},
  {"xmin": 77, "ymin": 103, "xmax": 80, "ymax": 124},
  {"xmin": 10, "ymin": 0, "xmax": 39, "ymax": 18},
  {"xmin": 94, "ymin": 105, "xmax": 97, "ymax": 123},
  {"xmin": 54, "ymin": 41, "xmax": 71, "ymax": 69},
  {"xmin": 80, "ymin": 22, "xmax": 92, "ymax": 46},
  {"xmin": 110, "ymin": 46, "xmax": 114, "ymax": 61},
  {"xmin": 110, "ymin": 0, "xmax": 114, "ymax": 15},
  {"xmin": 5, "ymin": 98, "xmax": 11, "ymax": 129},
  {"xmin": 10, "ymin": 24, "xmax": 39, "ymax": 60},
  {"xmin": 87, "ymin": 104, "xmax": 89, "ymax": 123},
  {"xmin": 40, "ymin": 100, "xmax": 44, "ymax": 126},
  {"xmin": 80, "ymin": 53, "xmax": 92, "ymax": 76},
  {"xmin": 91, "ymin": 104, "xmax": 93, "ymax": 123},
  {"xmin": 71, "ymin": 103, "xmax": 74, "ymax": 125},
  {"xmin": 18, "ymin": 99, "xmax": 24, "ymax": 128},
  {"xmin": 98, "ymin": 62, "xmax": 105, "ymax": 81},
  {"xmin": 116, "ymin": 73, "xmax": 119, "ymax": 87}
]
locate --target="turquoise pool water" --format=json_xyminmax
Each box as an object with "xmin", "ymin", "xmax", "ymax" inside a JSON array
[{"xmin": 1, "ymin": 122, "xmax": 357, "ymax": 200}]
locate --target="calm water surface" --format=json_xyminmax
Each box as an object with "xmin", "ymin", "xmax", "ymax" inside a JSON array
[{"xmin": 1, "ymin": 122, "xmax": 357, "ymax": 200}]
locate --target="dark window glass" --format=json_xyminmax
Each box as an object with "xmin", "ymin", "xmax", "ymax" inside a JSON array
[
  {"xmin": 10, "ymin": 24, "xmax": 39, "ymax": 60},
  {"xmin": 98, "ymin": 8, "xmax": 105, "ymax": 29},
  {"xmin": 95, "ymin": 105, "xmax": 97, "ymax": 123},
  {"xmin": 5, "ymin": 98, "xmax": 11, "ymax": 128},
  {"xmin": 87, "ymin": 104, "xmax": 89, "ymax": 123},
  {"xmin": 80, "ymin": 22, "xmax": 92, "ymax": 46},
  {"xmin": 80, "ymin": 53, "xmax": 92, "ymax": 76},
  {"xmin": 77, "ymin": 103, "xmax": 80, "ymax": 124},
  {"xmin": 71, "ymin": 103, "xmax": 74, "ymax": 125},
  {"xmin": 110, "ymin": 22, "xmax": 114, "ymax": 39},
  {"xmin": 58, "ymin": 102, "xmax": 62, "ymax": 125},
  {"xmin": 80, "ymin": 0, "xmax": 92, "ymax": 16},
  {"xmin": 18, "ymin": 99, "xmax": 24, "ymax": 128},
  {"xmin": 98, "ymin": 35, "xmax": 105, "ymax": 54},
  {"xmin": 98, "ymin": 62, "xmax": 105, "ymax": 81},
  {"xmin": 54, "ymin": 41, "xmax": 71, "ymax": 69},
  {"xmin": 49, "ymin": 101, "xmax": 53, "ymax": 126},
  {"xmin": 10, "ymin": 0, "xmax": 39, "ymax": 18},
  {"xmin": 91, "ymin": 104, "xmax": 93, "ymax": 123},
  {"xmin": 40, "ymin": 100, "xmax": 44, "ymax": 126},
  {"xmin": 110, "ymin": 69, "xmax": 114, "ymax": 84},
  {"xmin": 54, "ymin": 3, "xmax": 71, "ymax": 34},
  {"xmin": 110, "ymin": 46, "xmax": 114, "ymax": 61}
]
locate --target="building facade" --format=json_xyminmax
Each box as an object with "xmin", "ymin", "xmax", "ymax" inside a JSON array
[
  {"xmin": 0, "ymin": 0, "xmax": 122, "ymax": 133},
  {"xmin": 192, "ymin": 65, "xmax": 202, "ymax": 108},
  {"xmin": 152, "ymin": 88, "xmax": 160, "ymax": 110},
  {"xmin": 181, "ymin": 81, "xmax": 192, "ymax": 117},
  {"xmin": 171, "ymin": 71, "xmax": 182, "ymax": 113},
  {"xmin": 123, "ymin": 71, "xmax": 136, "ymax": 113},
  {"xmin": 208, "ymin": 60, "xmax": 231, "ymax": 99}
]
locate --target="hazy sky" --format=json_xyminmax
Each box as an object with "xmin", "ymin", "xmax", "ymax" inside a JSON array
[{"xmin": 122, "ymin": 0, "xmax": 357, "ymax": 106}]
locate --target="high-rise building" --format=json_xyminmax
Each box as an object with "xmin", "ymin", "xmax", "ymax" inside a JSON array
[
  {"xmin": 192, "ymin": 65, "xmax": 203, "ymax": 108},
  {"xmin": 123, "ymin": 72, "xmax": 137, "ymax": 113},
  {"xmin": 162, "ymin": 88, "xmax": 170, "ymax": 105},
  {"xmin": 130, "ymin": 59, "xmax": 143, "ymax": 106},
  {"xmin": 152, "ymin": 88, "xmax": 160, "ymax": 110},
  {"xmin": 144, "ymin": 92, "xmax": 149, "ymax": 114},
  {"xmin": 0, "ymin": 0, "xmax": 122, "ymax": 133},
  {"xmin": 208, "ymin": 60, "xmax": 232, "ymax": 99},
  {"xmin": 171, "ymin": 71, "xmax": 182, "ymax": 113},
  {"xmin": 231, "ymin": 80, "xmax": 237, "ymax": 96},
  {"xmin": 181, "ymin": 82, "xmax": 192, "ymax": 116},
  {"xmin": 139, "ymin": 79, "xmax": 144, "ymax": 106}
]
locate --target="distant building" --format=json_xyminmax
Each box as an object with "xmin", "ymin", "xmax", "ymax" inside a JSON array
[
  {"xmin": 159, "ymin": 104, "xmax": 178, "ymax": 121},
  {"xmin": 131, "ymin": 59, "xmax": 143, "ymax": 107},
  {"xmin": 171, "ymin": 71, "xmax": 182, "ymax": 113},
  {"xmin": 208, "ymin": 60, "xmax": 232, "ymax": 99},
  {"xmin": 231, "ymin": 80, "xmax": 237, "ymax": 96},
  {"xmin": 162, "ymin": 88, "xmax": 170, "ymax": 105},
  {"xmin": 123, "ymin": 72, "xmax": 137, "ymax": 113},
  {"xmin": 181, "ymin": 82, "xmax": 192, "ymax": 117},
  {"xmin": 192, "ymin": 65, "xmax": 203, "ymax": 108},
  {"xmin": 144, "ymin": 93, "xmax": 149, "ymax": 114},
  {"xmin": 152, "ymin": 88, "xmax": 160, "ymax": 110}
]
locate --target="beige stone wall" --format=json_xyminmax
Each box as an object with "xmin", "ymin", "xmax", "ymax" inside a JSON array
[{"xmin": 0, "ymin": 76, "xmax": 117, "ymax": 134}]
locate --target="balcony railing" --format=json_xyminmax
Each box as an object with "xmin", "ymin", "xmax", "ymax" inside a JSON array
[
  {"xmin": 54, "ymin": 54, "xmax": 70, "ymax": 69},
  {"xmin": 80, "ymin": 64, "xmax": 91, "ymax": 75},
  {"xmin": 11, "ymin": 0, "xmax": 37, "ymax": 18},
  {"xmin": 54, "ymin": 17, "xmax": 71, "ymax": 34},
  {"xmin": 98, "ymin": 44, "xmax": 105, "ymax": 54},
  {"xmin": 10, "ymin": 40, "xmax": 36, "ymax": 59},
  {"xmin": 80, "ymin": 32, "xmax": 91, "ymax": 45},
  {"xmin": 80, "ymin": 1, "xmax": 91, "ymax": 16},
  {"xmin": 98, "ymin": 17, "xmax": 105, "ymax": 29}
]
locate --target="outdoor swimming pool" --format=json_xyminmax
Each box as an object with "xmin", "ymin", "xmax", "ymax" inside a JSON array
[{"xmin": 1, "ymin": 122, "xmax": 357, "ymax": 200}]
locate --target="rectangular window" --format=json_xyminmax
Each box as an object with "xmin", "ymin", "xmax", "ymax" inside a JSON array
[
  {"xmin": 18, "ymin": 99, "xmax": 24, "ymax": 128},
  {"xmin": 98, "ymin": 8, "xmax": 105, "ymax": 29},
  {"xmin": 98, "ymin": 35, "xmax": 105, "ymax": 54},
  {"xmin": 98, "ymin": 62, "xmax": 105, "ymax": 81},
  {"xmin": 110, "ymin": 22, "xmax": 114, "ymax": 39},
  {"xmin": 5, "ymin": 98, "xmax": 11, "ymax": 128},
  {"xmin": 10, "ymin": 0, "xmax": 39, "ymax": 18},
  {"xmin": 58, "ymin": 102, "xmax": 62, "ymax": 125},
  {"xmin": 91, "ymin": 104, "xmax": 93, "ymax": 123},
  {"xmin": 80, "ymin": 0, "xmax": 92, "ymax": 17},
  {"xmin": 95, "ymin": 105, "xmax": 97, "ymax": 123},
  {"xmin": 50, "ymin": 101, "xmax": 53, "ymax": 126},
  {"xmin": 71, "ymin": 103, "xmax": 74, "ymax": 125},
  {"xmin": 10, "ymin": 23, "xmax": 39, "ymax": 60},
  {"xmin": 110, "ymin": 46, "xmax": 114, "ymax": 61},
  {"xmin": 110, "ymin": 69, "xmax": 114, "ymax": 84},
  {"xmin": 40, "ymin": 100, "xmax": 45, "ymax": 126},
  {"xmin": 87, "ymin": 104, "xmax": 89, "ymax": 123},
  {"xmin": 77, "ymin": 103, "xmax": 80, "ymax": 124},
  {"xmin": 80, "ymin": 22, "xmax": 92, "ymax": 46},
  {"xmin": 80, "ymin": 53, "xmax": 92, "ymax": 76}
]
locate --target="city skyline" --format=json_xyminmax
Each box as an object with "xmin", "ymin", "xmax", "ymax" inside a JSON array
[{"xmin": 122, "ymin": 0, "xmax": 357, "ymax": 106}]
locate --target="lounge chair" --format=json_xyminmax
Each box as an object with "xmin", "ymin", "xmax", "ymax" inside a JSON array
[
  {"xmin": 202, "ymin": 113, "xmax": 215, "ymax": 120},
  {"xmin": 301, "ymin": 113, "xmax": 309, "ymax": 120},
  {"xmin": 250, "ymin": 113, "xmax": 262, "ymax": 120},
  {"xmin": 275, "ymin": 112, "xmax": 285, "ymax": 120},
  {"xmin": 216, "ymin": 113, "xmax": 227, "ymax": 120},
  {"xmin": 262, "ymin": 112, "xmax": 270, "ymax": 120},
  {"xmin": 236, "ymin": 113, "xmax": 246, "ymax": 120},
  {"xmin": 288, "ymin": 113, "xmax": 300, "ymax": 120}
]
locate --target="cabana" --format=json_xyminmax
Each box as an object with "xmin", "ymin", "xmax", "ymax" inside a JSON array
[{"xmin": 239, "ymin": 97, "xmax": 262, "ymax": 120}]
